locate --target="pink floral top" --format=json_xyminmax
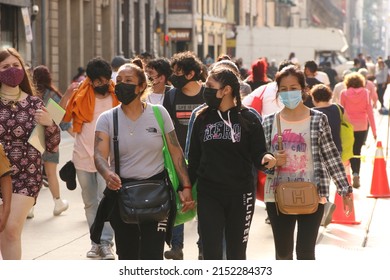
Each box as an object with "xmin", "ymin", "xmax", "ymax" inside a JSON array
[{"xmin": 0, "ymin": 95, "xmax": 60, "ymax": 200}]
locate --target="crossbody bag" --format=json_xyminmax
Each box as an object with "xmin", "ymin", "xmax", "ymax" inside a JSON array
[{"xmin": 113, "ymin": 108, "xmax": 172, "ymax": 224}]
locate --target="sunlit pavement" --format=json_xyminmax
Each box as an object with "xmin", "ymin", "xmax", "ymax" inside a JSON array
[{"xmin": 22, "ymin": 96, "xmax": 390, "ymax": 260}]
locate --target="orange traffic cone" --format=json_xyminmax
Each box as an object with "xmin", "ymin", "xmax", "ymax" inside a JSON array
[
  {"xmin": 367, "ymin": 141, "xmax": 390, "ymax": 198},
  {"xmin": 331, "ymin": 161, "xmax": 360, "ymax": 224}
]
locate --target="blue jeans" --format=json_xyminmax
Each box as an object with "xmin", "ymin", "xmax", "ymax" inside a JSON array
[
  {"xmin": 76, "ymin": 169, "xmax": 114, "ymax": 246},
  {"xmin": 171, "ymin": 224, "xmax": 184, "ymax": 249}
]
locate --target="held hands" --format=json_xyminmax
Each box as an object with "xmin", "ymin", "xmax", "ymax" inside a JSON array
[
  {"xmin": 178, "ymin": 188, "xmax": 196, "ymax": 213},
  {"xmin": 105, "ymin": 172, "xmax": 122, "ymax": 191},
  {"xmin": 275, "ymin": 149, "xmax": 287, "ymax": 167},
  {"xmin": 261, "ymin": 154, "xmax": 276, "ymax": 169},
  {"xmin": 35, "ymin": 107, "xmax": 54, "ymax": 126}
]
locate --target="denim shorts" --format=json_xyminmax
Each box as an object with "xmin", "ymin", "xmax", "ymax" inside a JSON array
[{"xmin": 42, "ymin": 151, "xmax": 60, "ymax": 164}]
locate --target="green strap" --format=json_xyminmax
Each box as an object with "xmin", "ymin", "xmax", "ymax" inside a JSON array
[
  {"xmin": 152, "ymin": 105, "xmax": 168, "ymax": 148},
  {"xmin": 336, "ymin": 104, "xmax": 343, "ymax": 120}
]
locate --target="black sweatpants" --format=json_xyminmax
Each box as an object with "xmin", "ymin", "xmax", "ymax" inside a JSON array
[
  {"xmin": 109, "ymin": 202, "xmax": 167, "ymax": 260},
  {"xmin": 197, "ymin": 190, "xmax": 255, "ymax": 260},
  {"xmin": 377, "ymin": 83, "xmax": 386, "ymax": 108},
  {"xmin": 350, "ymin": 130, "xmax": 368, "ymax": 175},
  {"xmin": 266, "ymin": 202, "xmax": 324, "ymax": 260}
]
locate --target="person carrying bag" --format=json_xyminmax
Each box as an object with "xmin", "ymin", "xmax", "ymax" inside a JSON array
[
  {"xmin": 273, "ymin": 113, "xmax": 319, "ymax": 215},
  {"xmin": 90, "ymin": 60, "xmax": 194, "ymax": 260},
  {"xmin": 262, "ymin": 65, "xmax": 352, "ymax": 260}
]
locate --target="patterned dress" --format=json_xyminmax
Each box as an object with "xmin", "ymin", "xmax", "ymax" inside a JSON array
[{"xmin": 0, "ymin": 94, "xmax": 60, "ymax": 200}]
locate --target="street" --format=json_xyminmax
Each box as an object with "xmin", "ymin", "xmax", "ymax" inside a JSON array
[{"xmin": 21, "ymin": 109, "xmax": 390, "ymax": 261}]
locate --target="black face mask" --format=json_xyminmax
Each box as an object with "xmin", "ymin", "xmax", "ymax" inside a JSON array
[
  {"xmin": 115, "ymin": 83, "xmax": 138, "ymax": 105},
  {"xmin": 93, "ymin": 84, "xmax": 109, "ymax": 95},
  {"xmin": 203, "ymin": 87, "xmax": 223, "ymax": 109},
  {"xmin": 169, "ymin": 74, "xmax": 190, "ymax": 90}
]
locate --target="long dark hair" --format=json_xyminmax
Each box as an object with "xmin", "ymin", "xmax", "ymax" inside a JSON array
[
  {"xmin": 199, "ymin": 67, "xmax": 251, "ymax": 131},
  {"xmin": 33, "ymin": 65, "xmax": 62, "ymax": 98},
  {"xmin": 275, "ymin": 65, "xmax": 308, "ymax": 100}
]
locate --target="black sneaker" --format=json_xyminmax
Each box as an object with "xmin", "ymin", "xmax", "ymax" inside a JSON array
[
  {"xmin": 265, "ymin": 217, "xmax": 271, "ymax": 224},
  {"xmin": 164, "ymin": 247, "xmax": 183, "ymax": 260},
  {"xmin": 379, "ymin": 108, "xmax": 389, "ymax": 115}
]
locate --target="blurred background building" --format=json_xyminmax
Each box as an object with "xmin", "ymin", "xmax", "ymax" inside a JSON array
[{"xmin": 0, "ymin": 0, "xmax": 389, "ymax": 92}]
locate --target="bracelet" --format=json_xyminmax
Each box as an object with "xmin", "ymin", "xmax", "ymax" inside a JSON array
[{"xmin": 183, "ymin": 186, "xmax": 192, "ymax": 190}]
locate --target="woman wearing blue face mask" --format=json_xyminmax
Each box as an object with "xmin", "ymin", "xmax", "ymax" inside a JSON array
[
  {"xmin": 187, "ymin": 66, "xmax": 276, "ymax": 259},
  {"xmin": 262, "ymin": 65, "xmax": 353, "ymax": 260}
]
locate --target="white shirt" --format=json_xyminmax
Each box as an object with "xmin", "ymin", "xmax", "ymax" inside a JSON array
[
  {"xmin": 242, "ymin": 82, "xmax": 284, "ymax": 116},
  {"xmin": 315, "ymin": 71, "xmax": 330, "ymax": 86}
]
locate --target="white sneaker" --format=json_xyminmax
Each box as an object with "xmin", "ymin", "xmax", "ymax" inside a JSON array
[
  {"xmin": 53, "ymin": 198, "xmax": 69, "ymax": 216},
  {"xmin": 27, "ymin": 207, "xmax": 34, "ymax": 219},
  {"xmin": 86, "ymin": 244, "xmax": 100, "ymax": 258},
  {"xmin": 100, "ymin": 244, "xmax": 115, "ymax": 260}
]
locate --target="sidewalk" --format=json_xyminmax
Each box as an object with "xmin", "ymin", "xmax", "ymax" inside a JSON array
[{"xmin": 21, "ymin": 109, "xmax": 390, "ymax": 260}]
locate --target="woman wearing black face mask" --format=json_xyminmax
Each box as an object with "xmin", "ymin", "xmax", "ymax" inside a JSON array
[
  {"xmin": 63, "ymin": 57, "xmax": 119, "ymax": 260},
  {"xmin": 93, "ymin": 60, "xmax": 195, "ymax": 260},
  {"xmin": 187, "ymin": 66, "xmax": 276, "ymax": 260}
]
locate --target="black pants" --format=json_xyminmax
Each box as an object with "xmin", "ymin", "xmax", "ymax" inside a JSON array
[
  {"xmin": 109, "ymin": 202, "xmax": 167, "ymax": 260},
  {"xmin": 109, "ymin": 171, "xmax": 168, "ymax": 260},
  {"xmin": 266, "ymin": 202, "xmax": 324, "ymax": 260},
  {"xmin": 197, "ymin": 190, "xmax": 255, "ymax": 260},
  {"xmin": 377, "ymin": 83, "xmax": 386, "ymax": 108},
  {"xmin": 350, "ymin": 130, "xmax": 368, "ymax": 175}
]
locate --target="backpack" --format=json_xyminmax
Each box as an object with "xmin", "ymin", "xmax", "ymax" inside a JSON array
[{"xmin": 336, "ymin": 104, "xmax": 354, "ymax": 162}]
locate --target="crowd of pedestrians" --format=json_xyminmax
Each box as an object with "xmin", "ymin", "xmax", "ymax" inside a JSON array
[{"xmin": 0, "ymin": 47, "xmax": 388, "ymax": 261}]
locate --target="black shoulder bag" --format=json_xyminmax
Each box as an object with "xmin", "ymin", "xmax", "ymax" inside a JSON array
[{"xmin": 113, "ymin": 108, "xmax": 172, "ymax": 224}]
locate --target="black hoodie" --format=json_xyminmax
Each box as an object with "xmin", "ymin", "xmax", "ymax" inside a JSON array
[{"xmin": 188, "ymin": 106, "xmax": 270, "ymax": 195}]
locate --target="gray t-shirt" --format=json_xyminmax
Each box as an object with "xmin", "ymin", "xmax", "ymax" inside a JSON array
[{"xmin": 95, "ymin": 103, "xmax": 175, "ymax": 179}]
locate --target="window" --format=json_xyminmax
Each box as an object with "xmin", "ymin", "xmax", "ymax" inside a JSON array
[
  {"xmin": 169, "ymin": 0, "xmax": 192, "ymax": 13},
  {"xmin": 0, "ymin": 4, "xmax": 18, "ymax": 49}
]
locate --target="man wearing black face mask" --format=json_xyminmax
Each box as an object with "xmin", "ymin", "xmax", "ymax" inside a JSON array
[
  {"xmin": 63, "ymin": 57, "xmax": 120, "ymax": 260},
  {"xmin": 162, "ymin": 51, "xmax": 205, "ymax": 260}
]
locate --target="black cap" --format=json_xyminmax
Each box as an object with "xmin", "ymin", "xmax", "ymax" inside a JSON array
[{"xmin": 59, "ymin": 161, "xmax": 77, "ymax": 190}]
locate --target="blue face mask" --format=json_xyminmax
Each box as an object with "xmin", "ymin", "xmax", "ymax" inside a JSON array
[{"xmin": 279, "ymin": 90, "xmax": 302, "ymax": 109}]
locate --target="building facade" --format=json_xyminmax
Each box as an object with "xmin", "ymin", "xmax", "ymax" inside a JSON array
[
  {"xmin": 3, "ymin": 0, "xmax": 383, "ymax": 93},
  {"xmin": 0, "ymin": 0, "xmax": 32, "ymax": 62}
]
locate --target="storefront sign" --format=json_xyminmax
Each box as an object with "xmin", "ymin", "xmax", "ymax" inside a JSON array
[{"xmin": 169, "ymin": 29, "xmax": 191, "ymax": 42}]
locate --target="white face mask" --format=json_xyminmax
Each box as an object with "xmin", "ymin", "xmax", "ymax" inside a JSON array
[{"xmin": 279, "ymin": 90, "xmax": 302, "ymax": 109}]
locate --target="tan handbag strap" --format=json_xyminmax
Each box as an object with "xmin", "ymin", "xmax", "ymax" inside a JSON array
[{"xmin": 276, "ymin": 112, "xmax": 283, "ymax": 151}]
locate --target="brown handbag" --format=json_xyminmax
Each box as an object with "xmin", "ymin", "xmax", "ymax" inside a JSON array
[
  {"xmin": 275, "ymin": 182, "xmax": 319, "ymax": 215},
  {"xmin": 273, "ymin": 112, "xmax": 319, "ymax": 215}
]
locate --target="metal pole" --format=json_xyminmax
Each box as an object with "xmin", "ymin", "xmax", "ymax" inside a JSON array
[
  {"xmin": 362, "ymin": 198, "xmax": 377, "ymax": 247},
  {"xmin": 201, "ymin": 0, "xmax": 204, "ymax": 60},
  {"xmin": 387, "ymin": 104, "xmax": 390, "ymax": 159},
  {"xmin": 163, "ymin": 0, "xmax": 168, "ymax": 57}
]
